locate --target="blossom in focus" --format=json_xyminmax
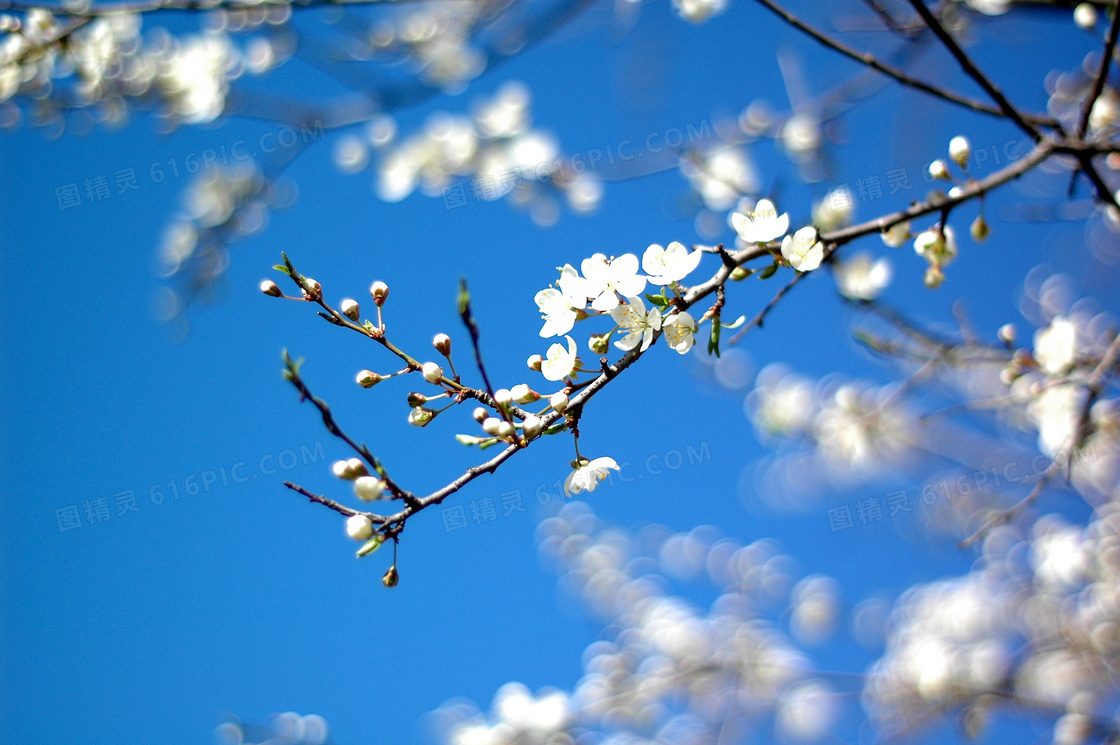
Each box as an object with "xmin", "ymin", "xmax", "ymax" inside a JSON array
[
  {"xmin": 662, "ymin": 311, "xmax": 699, "ymax": 354},
  {"xmin": 730, "ymin": 199, "xmax": 789, "ymax": 244},
  {"xmin": 833, "ymin": 253, "xmax": 892, "ymax": 300},
  {"xmin": 581, "ymin": 253, "xmax": 647, "ymax": 312},
  {"xmin": 541, "ymin": 335, "xmax": 579, "ymax": 382},
  {"xmin": 781, "ymin": 227, "xmax": 824, "ymax": 272},
  {"xmin": 642, "ymin": 242, "xmax": 703, "ymax": 285},
  {"xmin": 535, "ymin": 264, "xmax": 591, "ymax": 338},
  {"xmin": 563, "ymin": 457, "xmax": 620, "ymax": 496},
  {"xmin": 611, "ymin": 296, "xmax": 662, "ymax": 353}
]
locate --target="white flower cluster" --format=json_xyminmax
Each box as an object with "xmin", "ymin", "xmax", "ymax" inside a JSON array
[
  {"xmin": 435, "ymin": 502, "xmax": 838, "ymax": 745},
  {"xmin": 729, "ymin": 198, "xmax": 826, "ymax": 272},
  {"xmin": 365, "ymin": 82, "xmax": 600, "ymax": 224}
]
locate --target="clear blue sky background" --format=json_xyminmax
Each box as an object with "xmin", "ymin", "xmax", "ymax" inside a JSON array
[{"xmin": 2, "ymin": 2, "xmax": 1117, "ymax": 744}]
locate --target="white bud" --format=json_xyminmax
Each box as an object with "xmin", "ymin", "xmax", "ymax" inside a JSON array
[
  {"xmin": 354, "ymin": 476, "xmax": 385, "ymax": 501},
  {"xmin": 347, "ymin": 457, "xmax": 368, "ymax": 477},
  {"xmin": 346, "ymin": 514, "xmax": 374, "ymax": 540},
  {"xmin": 497, "ymin": 421, "xmax": 516, "ymax": 438},
  {"xmin": 369, "ymin": 281, "xmax": 389, "ymax": 306},
  {"xmin": 260, "ymin": 279, "xmax": 282, "ymax": 297},
  {"xmin": 494, "ymin": 388, "xmax": 513, "ymax": 407},
  {"xmin": 1074, "ymin": 3, "xmax": 1098, "ymax": 30},
  {"xmin": 332, "ymin": 460, "xmax": 352, "ymax": 479},
  {"xmin": 881, "ymin": 221, "xmax": 910, "ymax": 248},
  {"xmin": 408, "ymin": 407, "xmax": 435, "ymax": 427},
  {"xmin": 928, "ymin": 159, "xmax": 951, "ymax": 180},
  {"xmin": 421, "ymin": 362, "xmax": 444, "ymax": 384},
  {"xmin": 340, "ymin": 298, "xmax": 360, "ymax": 321},
  {"xmin": 948, "ymin": 186, "xmax": 964, "ymax": 199},
  {"xmin": 948, "ymin": 136, "xmax": 971, "ymax": 169},
  {"xmin": 473, "ymin": 407, "xmax": 489, "ymax": 423},
  {"xmin": 527, "ymin": 354, "xmax": 543, "ymax": 371},
  {"xmin": 998, "ymin": 323, "xmax": 1016, "ymax": 346},
  {"xmin": 432, "ymin": 333, "xmax": 452, "ymax": 355},
  {"xmin": 550, "ymin": 391, "xmax": 569, "ymax": 413},
  {"xmin": 482, "ymin": 417, "xmax": 502, "ymax": 436},
  {"xmin": 356, "ymin": 370, "xmax": 382, "ymax": 388},
  {"xmin": 456, "ymin": 434, "xmax": 483, "ymax": 445},
  {"xmin": 510, "ymin": 384, "xmax": 538, "ymax": 404},
  {"xmin": 301, "ymin": 278, "xmax": 322, "ymax": 300},
  {"xmin": 924, "ymin": 265, "xmax": 945, "ymax": 289},
  {"xmin": 523, "ymin": 414, "xmax": 543, "ymax": 439}
]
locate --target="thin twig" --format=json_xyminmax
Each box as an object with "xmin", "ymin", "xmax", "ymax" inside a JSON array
[{"xmin": 1078, "ymin": 2, "xmax": 1120, "ymax": 139}]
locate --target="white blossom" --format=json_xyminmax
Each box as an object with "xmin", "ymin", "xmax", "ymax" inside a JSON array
[
  {"xmin": 541, "ymin": 335, "xmax": 578, "ymax": 382},
  {"xmin": 581, "ymin": 253, "xmax": 647, "ymax": 312},
  {"xmin": 781, "ymin": 227, "xmax": 824, "ymax": 272},
  {"xmin": 730, "ymin": 199, "xmax": 789, "ymax": 244},
  {"xmin": 563, "ymin": 457, "xmax": 620, "ymax": 496},
  {"xmin": 534, "ymin": 264, "xmax": 591, "ymax": 338},
  {"xmin": 346, "ymin": 514, "xmax": 374, "ymax": 541},
  {"xmin": 642, "ymin": 242, "xmax": 702, "ymax": 285},
  {"xmin": 1034, "ymin": 316, "xmax": 1078, "ymax": 375},
  {"xmin": 834, "ymin": 253, "xmax": 892, "ymax": 300},
  {"xmin": 611, "ymin": 296, "xmax": 662, "ymax": 353},
  {"xmin": 662, "ymin": 311, "xmax": 698, "ymax": 354}
]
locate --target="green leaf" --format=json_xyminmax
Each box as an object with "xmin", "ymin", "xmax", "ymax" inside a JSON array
[
  {"xmin": 356, "ymin": 534, "xmax": 385, "ymax": 557},
  {"xmin": 457, "ymin": 279, "xmax": 471, "ymax": 317},
  {"xmin": 758, "ymin": 262, "xmax": 779, "ymax": 280},
  {"xmin": 273, "ymin": 264, "xmax": 291, "ymax": 276},
  {"xmin": 644, "ymin": 293, "xmax": 670, "ymax": 308},
  {"xmin": 707, "ymin": 315, "xmax": 722, "ymax": 357}
]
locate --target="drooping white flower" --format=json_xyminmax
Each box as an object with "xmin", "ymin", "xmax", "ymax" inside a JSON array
[
  {"xmin": 1034, "ymin": 316, "xmax": 1078, "ymax": 374},
  {"xmin": 541, "ymin": 335, "xmax": 579, "ymax": 382},
  {"xmin": 730, "ymin": 199, "xmax": 790, "ymax": 244},
  {"xmin": 611, "ymin": 296, "xmax": 662, "ymax": 352},
  {"xmin": 535, "ymin": 264, "xmax": 592, "ymax": 338},
  {"xmin": 662, "ymin": 311, "xmax": 699, "ymax": 354},
  {"xmin": 834, "ymin": 253, "xmax": 892, "ymax": 300},
  {"xmin": 642, "ymin": 241, "xmax": 703, "ymax": 285},
  {"xmin": 881, "ymin": 221, "xmax": 910, "ymax": 248},
  {"xmin": 913, "ymin": 225, "xmax": 957, "ymax": 267},
  {"xmin": 353, "ymin": 476, "xmax": 386, "ymax": 502},
  {"xmin": 346, "ymin": 514, "xmax": 374, "ymax": 540},
  {"xmin": 781, "ymin": 227, "xmax": 824, "ymax": 272},
  {"xmin": 581, "ymin": 253, "xmax": 647, "ymax": 312},
  {"xmin": 563, "ymin": 457, "xmax": 620, "ymax": 497}
]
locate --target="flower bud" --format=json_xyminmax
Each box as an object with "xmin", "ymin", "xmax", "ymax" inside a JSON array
[
  {"xmin": 527, "ymin": 354, "xmax": 543, "ymax": 371},
  {"xmin": 881, "ymin": 221, "xmax": 910, "ymax": 248},
  {"xmin": 340, "ymin": 298, "xmax": 361, "ymax": 321},
  {"xmin": 588, "ymin": 334, "xmax": 609, "ymax": 355},
  {"xmin": 510, "ymin": 384, "xmax": 538, "ymax": 404},
  {"xmin": 354, "ymin": 476, "xmax": 385, "ymax": 501},
  {"xmin": 1075, "ymin": 3, "xmax": 1098, "ymax": 30},
  {"xmin": 332, "ymin": 460, "xmax": 353, "ymax": 479},
  {"xmin": 260, "ymin": 279, "xmax": 282, "ymax": 297},
  {"xmin": 482, "ymin": 417, "xmax": 502, "ymax": 436},
  {"xmin": 421, "ymin": 362, "xmax": 444, "ymax": 384},
  {"xmin": 550, "ymin": 391, "xmax": 569, "ymax": 413},
  {"xmin": 494, "ymin": 388, "xmax": 513, "ymax": 407},
  {"xmin": 497, "ymin": 421, "xmax": 516, "ymax": 438},
  {"xmin": 356, "ymin": 534, "xmax": 384, "ymax": 556},
  {"xmin": 523, "ymin": 414, "xmax": 543, "ymax": 439},
  {"xmin": 356, "ymin": 370, "xmax": 382, "ymax": 388},
  {"xmin": 924, "ymin": 265, "xmax": 945, "ymax": 289},
  {"xmin": 948, "ymin": 136, "xmax": 970, "ymax": 169},
  {"xmin": 301, "ymin": 278, "xmax": 322, "ymax": 300},
  {"xmin": 346, "ymin": 514, "xmax": 374, "ymax": 541},
  {"xmin": 473, "ymin": 407, "xmax": 489, "ymax": 423},
  {"xmin": 998, "ymin": 323, "xmax": 1016, "ymax": 346},
  {"xmin": 433, "ymin": 333, "xmax": 452, "ymax": 355},
  {"xmin": 344, "ymin": 452, "xmax": 367, "ymax": 477},
  {"xmin": 369, "ymin": 281, "xmax": 389, "ymax": 306},
  {"xmin": 999, "ymin": 365, "xmax": 1019, "ymax": 387},
  {"xmin": 456, "ymin": 434, "xmax": 484, "ymax": 445},
  {"xmin": 928, "ymin": 159, "xmax": 951, "ymax": 181},
  {"xmin": 382, "ymin": 565, "xmax": 399, "ymax": 587},
  {"xmin": 970, "ymin": 215, "xmax": 990, "ymax": 242},
  {"xmin": 407, "ymin": 392, "xmax": 427, "ymax": 408},
  {"xmin": 729, "ymin": 266, "xmax": 750, "ymax": 281},
  {"xmin": 408, "ymin": 407, "xmax": 435, "ymax": 427}
]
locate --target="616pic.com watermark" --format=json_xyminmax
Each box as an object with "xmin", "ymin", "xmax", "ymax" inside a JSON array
[
  {"xmin": 53, "ymin": 120, "xmax": 325, "ymax": 212},
  {"xmin": 825, "ymin": 444, "xmax": 1101, "ymax": 533},
  {"xmin": 54, "ymin": 441, "xmax": 327, "ymax": 534},
  {"xmin": 439, "ymin": 441, "xmax": 713, "ymax": 533}
]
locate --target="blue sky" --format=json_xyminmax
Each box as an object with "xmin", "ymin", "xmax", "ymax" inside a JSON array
[{"xmin": 2, "ymin": 2, "xmax": 1118, "ymax": 744}]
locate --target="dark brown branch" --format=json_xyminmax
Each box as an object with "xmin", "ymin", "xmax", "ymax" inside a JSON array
[
  {"xmin": 751, "ymin": 0, "xmax": 1059, "ymax": 129},
  {"xmin": 1078, "ymin": 5, "xmax": 1120, "ymax": 138},
  {"xmin": 905, "ymin": 0, "xmax": 1042, "ymax": 139}
]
